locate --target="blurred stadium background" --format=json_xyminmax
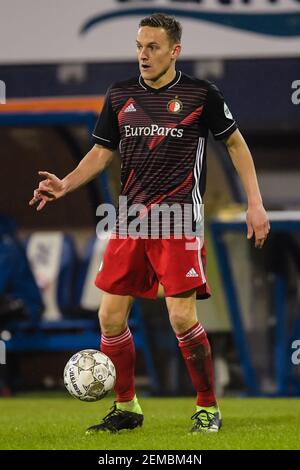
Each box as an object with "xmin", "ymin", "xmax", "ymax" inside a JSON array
[{"xmin": 0, "ymin": 0, "xmax": 300, "ymax": 411}]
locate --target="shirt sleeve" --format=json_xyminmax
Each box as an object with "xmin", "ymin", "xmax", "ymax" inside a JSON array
[
  {"xmin": 92, "ymin": 86, "xmax": 120, "ymax": 150},
  {"xmin": 202, "ymin": 82, "xmax": 237, "ymax": 141}
]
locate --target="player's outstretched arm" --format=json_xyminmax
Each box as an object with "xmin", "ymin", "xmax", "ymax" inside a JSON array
[
  {"xmin": 29, "ymin": 144, "xmax": 113, "ymax": 211},
  {"xmin": 224, "ymin": 129, "xmax": 270, "ymax": 249}
]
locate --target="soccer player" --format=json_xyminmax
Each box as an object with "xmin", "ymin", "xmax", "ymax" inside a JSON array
[{"xmin": 30, "ymin": 13, "xmax": 270, "ymax": 433}]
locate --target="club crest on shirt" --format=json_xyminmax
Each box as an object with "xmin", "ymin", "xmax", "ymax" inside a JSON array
[{"xmin": 167, "ymin": 97, "xmax": 183, "ymax": 114}]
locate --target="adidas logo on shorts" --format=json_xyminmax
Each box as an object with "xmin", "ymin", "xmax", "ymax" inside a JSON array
[
  {"xmin": 124, "ymin": 103, "xmax": 136, "ymax": 113},
  {"xmin": 186, "ymin": 268, "xmax": 198, "ymax": 277}
]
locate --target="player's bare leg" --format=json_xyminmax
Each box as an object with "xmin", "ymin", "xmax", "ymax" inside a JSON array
[
  {"xmin": 86, "ymin": 293, "xmax": 143, "ymax": 434},
  {"xmin": 99, "ymin": 292, "xmax": 134, "ymax": 337},
  {"xmin": 166, "ymin": 289, "xmax": 222, "ymax": 432}
]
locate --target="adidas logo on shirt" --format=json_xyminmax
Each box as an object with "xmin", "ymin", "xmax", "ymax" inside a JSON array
[
  {"xmin": 186, "ymin": 268, "xmax": 199, "ymax": 278},
  {"xmin": 124, "ymin": 103, "xmax": 136, "ymax": 113}
]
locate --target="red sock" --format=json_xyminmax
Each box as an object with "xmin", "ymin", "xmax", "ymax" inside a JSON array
[
  {"xmin": 177, "ymin": 321, "xmax": 217, "ymax": 407},
  {"xmin": 101, "ymin": 327, "xmax": 135, "ymax": 402}
]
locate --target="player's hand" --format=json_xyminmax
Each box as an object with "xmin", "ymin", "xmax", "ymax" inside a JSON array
[
  {"xmin": 246, "ymin": 204, "xmax": 270, "ymax": 249},
  {"xmin": 29, "ymin": 171, "xmax": 66, "ymax": 211}
]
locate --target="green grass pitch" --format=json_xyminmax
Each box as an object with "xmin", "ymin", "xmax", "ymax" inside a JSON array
[{"xmin": 0, "ymin": 394, "xmax": 299, "ymax": 450}]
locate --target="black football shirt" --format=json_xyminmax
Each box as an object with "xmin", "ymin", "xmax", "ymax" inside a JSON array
[{"xmin": 93, "ymin": 71, "xmax": 237, "ymax": 234}]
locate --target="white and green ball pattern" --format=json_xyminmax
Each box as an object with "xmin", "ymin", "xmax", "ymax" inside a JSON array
[{"xmin": 64, "ymin": 349, "xmax": 116, "ymax": 402}]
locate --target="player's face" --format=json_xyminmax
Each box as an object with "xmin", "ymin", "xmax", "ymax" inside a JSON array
[{"xmin": 136, "ymin": 26, "xmax": 181, "ymax": 84}]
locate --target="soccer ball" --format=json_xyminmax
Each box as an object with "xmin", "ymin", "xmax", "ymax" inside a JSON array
[{"xmin": 64, "ymin": 349, "xmax": 116, "ymax": 402}]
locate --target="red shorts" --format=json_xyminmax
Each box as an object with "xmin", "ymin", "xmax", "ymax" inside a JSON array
[{"xmin": 95, "ymin": 236, "xmax": 211, "ymax": 300}]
